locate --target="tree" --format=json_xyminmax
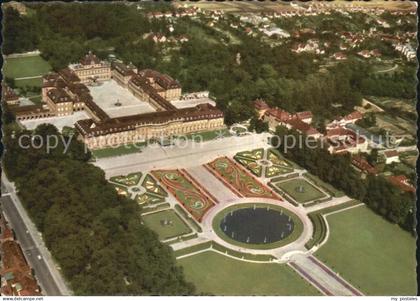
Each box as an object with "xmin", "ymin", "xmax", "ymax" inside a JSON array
[
  {"xmin": 248, "ymin": 114, "xmax": 269, "ymax": 133},
  {"xmin": 3, "ymin": 124, "xmax": 195, "ymax": 295}
]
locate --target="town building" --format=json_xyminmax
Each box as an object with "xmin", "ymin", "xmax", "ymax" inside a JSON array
[
  {"xmin": 387, "ymin": 175, "xmax": 415, "ymax": 193},
  {"xmin": 2, "ymin": 84, "xmax": 20, "ymax": 105},
  {"xmin": 327, "ymin": 111, "xmax": 363, "ymax": 128},
  {"xmin": 0, "ymin": 215, "xmax": 41, "ymax": 296},
  {"xmin": 351, "ymin": 155, "xmax": 377, "ymax": 176},
  {"xmin": 263, "ymin": 106, "xmax": 319, "ymax": 138},
  {"xmin": 383, "ymin": 150, "xmax": 400, "ymax": 164},
  {"xmin": 325, "ymin": 126, "xmax": 368, "ymax": 154}
]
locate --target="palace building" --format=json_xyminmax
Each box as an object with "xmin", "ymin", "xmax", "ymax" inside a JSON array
[
  {"xmin": 68, "ymin": 51, "xmax": 111, "ymax": 84},
  {"xmin": 75, "ymin": 103, "xmax": 224, "ymax": 149},
  {"xmin": 37, "ymin": 52, "xmax": 224, "ymax": 149}
]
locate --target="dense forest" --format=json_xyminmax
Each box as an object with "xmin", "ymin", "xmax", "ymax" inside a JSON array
[
  {"xmin": 2, "ymin": 122, "xmax": 195, "ymax": 295},
  {"xmin": 5, "ymin": 3, "xmax": 415, "ymax": 126},
  {"xmin": 273, "ymin": 126, "xmax": 415, "ymax": 232}
]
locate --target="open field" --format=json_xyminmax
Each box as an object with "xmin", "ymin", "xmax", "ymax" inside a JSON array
[
  {"xmin": 368, "ymin": 96, "xmax": 416, "ymax": 114},
  {"xmin": 374, "ymin": 114, "xmax": 416, "ymax": 137},
  {"xmin": 14, "ymin": 77, "xmax": 43, "ymax": 89},
  {"xmin": 178, "ymin": 250, "xmax": 321, "ymax": 295},
  {"xmin": 316, "ymin": 206, "xmax": 416, "ymax": 295},
  {"xmin": 142, "ymin": 209, "xmax": 192, "ymax": 240},
  {"xmin": 4, "ymin": 55, "xmax": 52, "ymax": 80},
  {"xmin": 273, "ymin": 178, "xmax": 326, "ymax": 204}
]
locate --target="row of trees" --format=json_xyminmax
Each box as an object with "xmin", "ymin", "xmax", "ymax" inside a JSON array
[
  {"xmin": 360, "ymin": 68, "xmax": 417, "ymax": 99},
  {"xmin": 274, "ymin": 126, "xmax": 415, "ymax": 232},
  {"xmin": 2, "ymin": 123, "xmax": 195, "ymax": 295}
]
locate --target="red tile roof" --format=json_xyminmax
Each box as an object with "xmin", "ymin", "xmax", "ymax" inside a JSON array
[
  {"xmin": 387, "ymin": 175, "xmax": 415, "ymax": 193},
  {"xmin": 351, "ymin": 156, "xmax": 377, "ymax": 174},
  {"xmin": 265, "ymin": 108, "xmax": 292, "ymax": 122},
  {"xmin": 295, "ymin": 111, "xmax": 313, "ymax": 120},
  {"xmin": 384, "ymin": 150, "xmax": 399, "ymax": 158},
  {"xmin": 344, "ymin": 111, "xmax": 363, "ymax": 121},
  {"xmin": 286, "ymin": 119, "xmax": 320, "ymax": 136},
  {"xmin": 2, "ymin": 84, "xmax": 19, "ymax": 102},
  {"xmin": 76, "ymin": 104, "xmax": 223, "ymax": 138}
]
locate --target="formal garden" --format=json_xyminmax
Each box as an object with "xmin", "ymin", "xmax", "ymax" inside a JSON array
[
  {"xmin": 206, "ymin": 157, "xmax": 277, "ymax": 199},
  {"xmin": 109, "ymin": 172, "xmax": 168, "ymax": 207},
  {"xmin": 234, "ymin": 148, "xmax": 295, "ymax": 178},
  {"xmin": 151, "ymin": 169, "xmax": 216, "ymax": 221}
]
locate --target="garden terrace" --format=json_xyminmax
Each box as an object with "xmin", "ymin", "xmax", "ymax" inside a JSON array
[
  {"xmin": 151, "ymin": 169, "xmax": 216, "ymax": 221},
  {"xmin": 205, "ymin": 157, "xmax": 278, "ymax": 199}
]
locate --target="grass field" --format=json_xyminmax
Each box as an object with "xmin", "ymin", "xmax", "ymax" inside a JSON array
[
  {"xmin": 184, "ymin": 128, "xmax": 231, "ymax": 142},
  {"xmin": 316, "ymin": 205, "xmax": 416, "ymax": 295},
  {"xmin": 92, "ymin": 142, "xmax": 146, "ymax": 158},
  {"xmin": 178, "ymin": 251, "xmax": 321, "ymax": 295},
  {"xmin": 14, "ymin": 77, "xmax": 43, "ymax": 89},
  {"xmin": 274, "ymin": 178, "xmax": 326, "ymax": 204},
  {"xmin": 4, "ymin": 55, "xmax": 52, "ymax": 79},
  {"xmin": 142, "ymin": 209, "xmax": 192, "ymax": 240},
  {"xmin": 303, "ymin": 173, "xmax": 344, "ymax": 197}
]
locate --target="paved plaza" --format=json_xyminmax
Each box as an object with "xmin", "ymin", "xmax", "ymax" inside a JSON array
[
  {"xmin": 95, "ymin": 132, "xmax": 272, "ymax": 177},
  {"xmin": 21, "ymin": 111, "xmax": 89, "ymax": 131},
  {"xmin": 88, "ymin": 80, "xmax": 156, "ymax": 117}
]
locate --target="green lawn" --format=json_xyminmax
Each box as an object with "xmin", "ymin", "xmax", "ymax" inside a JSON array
[
  {"xmin": 92, "ymin": 142, "xmax": 146, "ymax": 158},
  {"xmin": 303, "ymin": 173, "xmax": 344, "ymax": 197},
  {"xmin": 15, "ymin": 77, "xmax": 43, "ymax": 89},
  {"xmin": 4, "ymin": 55, "xmax": 52, "ymax": 79},
  {"xmin": 316, "ymin": 205, "xmax": 416, "ymax": 295},
  {"xmin": 274, "ymin": 178, "xmax": 326, "ymax": 203},
  {"xmin": 184, "ymin": 128, "xmax": 231, "ymax": 142},
  {"xmin": 142, "ymin": 210, "xmax": 192, "ymax": 240},
  {"xmin": 178, "ymin": 251, "xmax": 321, "ymax": 295}
]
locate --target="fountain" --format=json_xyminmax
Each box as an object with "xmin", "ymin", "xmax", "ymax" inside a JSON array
[{"xmin": 296, "ymin": 185, "xmax": 305, "ymax": 193}]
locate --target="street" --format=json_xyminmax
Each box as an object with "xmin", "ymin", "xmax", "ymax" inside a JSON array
[
  {"xmin": 1, "ymin": 195, "xmax": 62, "ymax": 295},
  {"xmin": 1, "ymin": 176, "xmax": 71, "ymax": 296}
]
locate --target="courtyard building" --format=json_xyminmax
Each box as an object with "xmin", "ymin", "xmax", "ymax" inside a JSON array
[{"xmin": 38, "ymin": 52, "xmax": 224, "ymax": 149}]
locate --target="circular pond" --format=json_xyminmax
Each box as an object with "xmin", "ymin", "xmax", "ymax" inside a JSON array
[{"xmin": 212, "ymin": 203, "xmax": 303, "ymax": 250}]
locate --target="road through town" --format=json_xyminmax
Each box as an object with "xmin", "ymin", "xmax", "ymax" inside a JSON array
[{"xmin": 1, "ymin": 176, "xmax": 71, "ymax": 296}]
